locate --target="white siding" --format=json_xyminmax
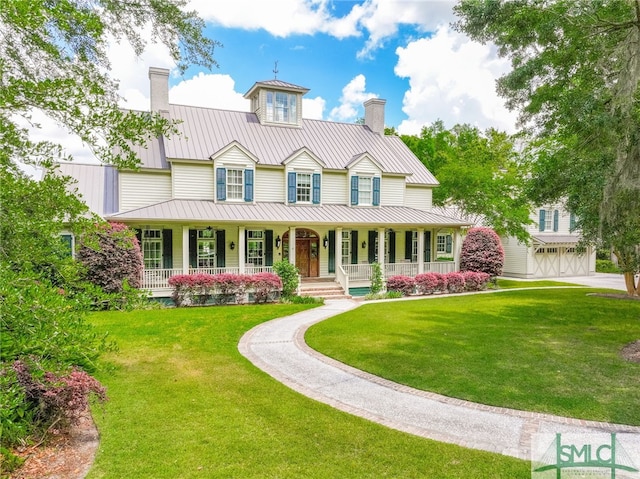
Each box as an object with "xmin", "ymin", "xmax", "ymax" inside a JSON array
[
  {"xmin": 323, "ymin": 172, "xmax": 348, "ymax": 204},
  {"xmin": 350, "ymin": 156, "xmax": 380, "ymax": 176},
  {"xmin": 172, "ymin": 163, "xmax": 214, "ymax": 200},
  {"xmin": 255, "ymin": 168, "xmax": 284, "ymax": 202},
  {"xmin": 215, "ymin": 146, "xmax": 255, "ymax": 169},
  {"xmin": 501, "ymin": 237, "xmax": 530, "ymax": 278},
  {"xmin": 381, "ymin": 176, "xmax": 404, "ymax": 207},
  {"xmin": 405, "ymin": 186, "xmax": 432, "ymax": 211},
  {"xmin": 288, "ymin": 152, "xmax": 321, "ymax": 172},
  {"xmin": 120, "ymin": 171, "xmax": 171, "ymax": 211}
]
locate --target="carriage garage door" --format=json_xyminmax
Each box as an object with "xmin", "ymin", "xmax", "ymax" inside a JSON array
[{"xmin": 532, "ymin": 236, "xmax": 591, "ymax": 278}]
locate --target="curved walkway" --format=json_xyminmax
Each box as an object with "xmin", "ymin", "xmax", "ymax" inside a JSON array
[{"xmin": 238, "ymin": 296, "xmax": 640, "ymax": 460}]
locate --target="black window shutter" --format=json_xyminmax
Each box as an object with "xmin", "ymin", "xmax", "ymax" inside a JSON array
[
  {"xmin": 445, "ymin": 235, "xmax": 452, "ymax": 254},
  {"xmin": 162, "ymin": 229, "xmax": 173, "ymax": 269},
  {"xmin": 424, "ymin": 231, "xmax": 432, "ymax": 263},
  {"xmin": 328, "ymin": 230, "xmax": 335, "ymax": 273},
  {"xmin": 350, "ymin": 231, "xmax": 358, "ymax": 264},
  {"xmin": 216, "ymin": 230, "xmax": 226, "ymax": 268},
  {"xmin": 368, "ymin": 230, "xmax": 377, "ymax": 263},
  {"xmin": 245, "ymin": 229, "xmax": 248, "ymax": 263},
  {"xmin": 388, "ymin": 231, "xmax": 396, "ymax": 263},
  {"xmin": 265, "ymin": 230, "xmax": 273, "ymax": 266},
  {"xmin": 405, "ymin": 231, "xmax": 412, "ymax": 260},
  {"xmin": 189, "ymin": 229, "xmax": 197, "ymax": 268}
]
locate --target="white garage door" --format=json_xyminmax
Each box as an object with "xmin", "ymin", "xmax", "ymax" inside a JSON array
[{"xmin": 534, "ymin": 246, "xmax": 589, "ymax": 277}]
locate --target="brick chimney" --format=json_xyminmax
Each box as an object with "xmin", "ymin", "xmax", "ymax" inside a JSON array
[
  {"xmin": 364, "ymin": 98, "xmax": 386, "ymax": 135},
  {"xmin": 148, "ymin": 67, "xmax": 170, "ymax": 113}
]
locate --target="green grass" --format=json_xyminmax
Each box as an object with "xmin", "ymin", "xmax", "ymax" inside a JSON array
[
  {"xmin": 496, "ymin": 278, "xmax": 580, "ymax": 289},
  {"xmin": 307, "ymin": 289, "xmax": 640, "ymax": 425},
  {"xmin": 87, "ymin": 304, "xmax": 527, "ymax": 478}
]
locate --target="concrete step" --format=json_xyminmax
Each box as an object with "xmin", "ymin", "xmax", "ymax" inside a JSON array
[{"xmin": 299, "ymin": 282, "xmax": 351, "ymax": 300}]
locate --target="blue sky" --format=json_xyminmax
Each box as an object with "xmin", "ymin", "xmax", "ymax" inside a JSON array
[{"xmin": 34, "ymin": 1, "xmax": 518, "ymax": 161}]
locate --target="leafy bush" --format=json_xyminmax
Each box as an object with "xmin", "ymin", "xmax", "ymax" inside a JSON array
[
  {"xmin": 415, "ymin": 272, "xmax": 447, "ymax": 294},
  {"xmin": 250, "ymin": 272, "xmax": 282, "ymax": 303},
  {"xmin": 459, "ymin": 227, "xmax": 505, "ymax": 278},
  {"xmin": 286, "ymin": 295, "xmax": 324, "ymax": 305},
  {"xmin": 364, "ymin": 291, "xmax": 403, "ymax": 300},
  {"xmin": 462, "ymin": 271, "xmax": 491, "ymax": 291},
  {"xmin": 12, "ymin": 359, "xmax": 107, "ymax": 437},
  {"xmin": 596, "ymin": 259, "xmax": 622, "ymax": 274},
  {"xmin": 77, "ymin": 222, "xmax": 143, "ymax": 293},
  {"xmin": 212, "ymin": 273, "xmax": 250, "ymax": 304},
  {"xmin": 386, "ymin": 275, "xmax": 415, "ymax": 296},
  {"xmin": 370, "ymin": 262, "xmax": 384, "ymax": 294},
  {"xmin": 272, "ymin": 260, "xmax": 299, "ymax": 298},
  {"xmin": 445, "ymin": 272, "xmax": 465, "ymax": 293}
]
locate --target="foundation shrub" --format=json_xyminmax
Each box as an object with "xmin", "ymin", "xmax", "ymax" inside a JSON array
[
  {"xmin": 415, "ymin": 273, "xmax": 439, "ymax": 294},
  {"xmin": 462, "ymin": 271, "xmax": 491, "ymax": 291},
  {"xmin": 272, "ymin": 260, "xmax": 299, "ymax": 298},
  {"xmin": 251, "ymin": 272, "xmax": 282, "ymax": 303},
  {"xmin": 386, "ymin": 275, "xmax": 415, "ymax": 296},
  {"xmin": 445, "ymin": 272, "xmax": 466, "ymax": 293}
]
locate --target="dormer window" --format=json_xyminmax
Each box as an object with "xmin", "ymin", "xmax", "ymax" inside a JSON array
[{"xmin": 266, "ymin": 91, "xmax": 297, "ymax": 124}]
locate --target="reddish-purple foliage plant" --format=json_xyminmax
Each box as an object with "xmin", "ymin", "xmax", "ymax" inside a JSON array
[
  {"xmin": 415, "ymin": 273, "xmax": 438, "ymax": 294},
  {"xmin": 386, "ymin": 275, "xmax": 416, "ymax": 296},
  {"xmin": 459, "ymin": 227, "xmax": 505, "ymax": 278},
  {"xmin": 461, "ymin": 271, "xmax": 491, "ymax": 291},
  {"xmin": 77, "ymin": 222, "xmax": 143, "ymax": 292},
  {"xmin": 251, "ymin": 272, "xmax": 283, "ymax": 303},
  {"xmin": 445, "ymin": 272, "xmax": 465, "ymax": 293}
]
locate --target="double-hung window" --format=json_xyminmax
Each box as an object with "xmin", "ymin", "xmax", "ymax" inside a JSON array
[
  {"xmin": 142, "ymin": 229, "xmax": 162, "ymax": 269},
  {"xmin": 411, "ymin": 231, "xmax": 418, "ymax": 263},
  {"xmin": 350, "ymin": 175, "xmax": 380, "ymax": 206},
  {"xmin": 539, "ymin": 208, "xmax": 558, "ymax": 232},
  {"xmin": 226, "ymin": 169, "xmax": 243, "ymax": 200},
  {"xmin": 437, "ymin": 235, "xmax": 446, "ymax": 253},
  {"xmin": 359, "ymin": 177, "xmax": 372, "ymax": 205},
  {"xmin": 296, "ymin": 173, "xmax": 311, "ymax": 203},
  {"xmin": 246, "ymin": 230, "xmax": 264, "ymax": 266},
  {"xmin": 197, "ymin": 229, "xmax": 216, "ymax": 268}
]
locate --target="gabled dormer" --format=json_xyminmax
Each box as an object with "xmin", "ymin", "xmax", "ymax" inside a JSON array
[{"xmin": 243, "ymin": 80, "xmax": 309, "ymax": 127}]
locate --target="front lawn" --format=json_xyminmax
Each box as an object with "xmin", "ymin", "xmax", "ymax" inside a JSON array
[
  {"xmin": 87, "ymin": 304, "xmax": 527, "ymax": 478},
  {"xmin": 306, "ymin": 289, "xmax": 640, "ymax": 425}
]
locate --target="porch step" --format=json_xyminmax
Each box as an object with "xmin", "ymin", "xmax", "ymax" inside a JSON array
[{"xmin": 299, "ymin": 280, "xmax": 351, "ymax": 300}]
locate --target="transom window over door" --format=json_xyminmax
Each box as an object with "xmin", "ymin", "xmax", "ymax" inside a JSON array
[
  {"xmin": 197, "ymin": 229, "xmax": 216, "ymax": 268},
  {"xmin": 142, "ymin": 229, "xmax": 162, "ymax": 269},
  {"xmin": 226, "ymin": 169, "xmax": 243, "ymax": 200}
]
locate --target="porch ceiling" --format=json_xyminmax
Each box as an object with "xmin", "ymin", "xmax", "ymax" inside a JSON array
[{"xmin": 107, "ymin": 200, "xmax": 470, "ymax": 228}]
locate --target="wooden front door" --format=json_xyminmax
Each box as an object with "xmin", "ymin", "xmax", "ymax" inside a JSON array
[{"xmin": 296, "ymin": 240, "xmax": 310, "ymax": 277}]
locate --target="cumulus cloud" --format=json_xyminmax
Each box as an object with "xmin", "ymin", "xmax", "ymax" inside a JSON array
[
  {"xmin": 329, "ymin": 74, "xmax": 378, "ymax": 122},
  {"xmin": 303, "ymin": 96, "xmax": 326, "ymax": 119},
  {"xmin": 394, "ymin": 26, "xmax": 517, "ymax": 135},
  {"xmin": 170, "ymin": 73, "xmax": 249, "ymax": 110}
]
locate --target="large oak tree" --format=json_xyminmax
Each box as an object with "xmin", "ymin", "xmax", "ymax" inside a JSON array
[{"xmin": 455, "ymin": 0, "xmax": 640, "ymax": 295}]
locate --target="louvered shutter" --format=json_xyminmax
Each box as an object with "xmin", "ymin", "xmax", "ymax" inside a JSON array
[
  {"xmin": 350, "ymin": 176, "xmax": 359, "ymax": 205},
  {"xmin": 372, "ymin": 177, "xmax": 380, "ymax": 206},
  {"xmin": 189, "ymin": 229, "xmax": 197, "ymax": 268},
  {"xmin": 328, "ymin": 230, "xmax": 335, "ymax": 273},
  {"xmin": 312, "ymin": 173, "xmax": 321, "ymax": 204},
  {"xmin": 216, "ymin": 168, "xmax": 226, "ymax": 201},
  {"xmin": 553, "ymin": 210, "xmax": 559, "ymax": 232},
  {"xmin": 424, "ymin": 231, "xmax": 432, "ymax": 263},
  {"xmin": 405, "ymin": 231, "xmax": 412, "ymax": 260},
  {"xmin": 288, "ymin": 172, "xmax": 297, "ymax": 203},
  {"xmin": 265, "ymin": 230, "xmax": 273, "ymax": 266},
  {"xmin": 216, "ymin": 230, "xmax": 225, "ymax": 267},
  {"xmin": 244, "ymin": 169, "xmax": 254, "ymax": 202},
  {"xmin": 388, "ymin": 231, "xmax": 396, "ymax": 263},
  {"xmin": 350, "ymin": 231, "xmax": 358, "ymax": 264},
  {"xmin": 539, "ymin": 210, "xmax": 546, "ymax": 232},
  {"xmin": 162, "ymin": 229, "xmax": 173, "ymax": 268}
]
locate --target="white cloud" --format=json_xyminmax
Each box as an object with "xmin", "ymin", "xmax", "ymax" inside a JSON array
[
  {"xmin": 170, "ymin": 73, "xmax": 249, "ymax": 111},
  {"xmin": 302, "ymin": 96, "xmax": 326, "ymax": 119},
  {"xmin": 394, "ymin": 26, "xmax": 517, "ymax": 135},
  {"xmin": 329, "ymin": 74, "xmax": 378, "ymax": 122}
]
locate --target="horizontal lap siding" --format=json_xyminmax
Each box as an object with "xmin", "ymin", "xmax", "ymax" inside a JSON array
[
  {"xmin": 120, "ymin": 172, "xmax": 171, "ymax": 211},
  {"xmin": 501, "ymin": 237, "xmax": 529, "ymax": 277},
  {"xmin": 404, "ymin": 186, "xmax": 432, "ymax": 211},
  {"xmin": 216, "ymin": 146, "xmax": 255, "ymax": 168},
  {"xmin": 172, "ymin": 163, "xmax": 214, "ymax": 200},
  {"xmin": 351, "ymin": 157, "xmax": 380, "ymax": 175},
  {"xmin": 381, "ymin": 176, "xmax": 404, "ymax": 207},
  {"xmin": 255, "ymin": 168, "xmax": 284, "ymax": 202},
  {"xmin": 289, "ymin": 152, "xmax": 321, "ymax": 171},
  {"xmin": 323, "ymin": 172, "xmax": 348, "ymax": 204}
]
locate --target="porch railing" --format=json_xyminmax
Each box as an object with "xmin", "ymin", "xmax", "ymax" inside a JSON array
[
  {"xmin": 143, "ymin": 268, "xmax": 183, "ymax": 290},
  {"xmin": 336, "ymin": 265, "xmax": 349, "ymax": 294}
]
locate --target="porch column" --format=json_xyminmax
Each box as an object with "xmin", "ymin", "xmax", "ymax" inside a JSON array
[
  {"xmin": 238, "ymin": 226, "xmax": 245, "ymax": 274},
  {"xmin": 288, "ymin": 227, "xmax": 296, "ymax": 265},
  {"xmin": 182, "ymin": 226, "xmax": 189, "ymax": 274},
  {"xmin": 417, "ymin": 228, "xmax": 425, "ymax": 274},
  {"xmin": 454, "ymin": 229, "xmax": 463, "ymax": 269},
  {"xmin": 335, "ymin": 227, "xmax": 342, "ymax": 273},
  {"xmin": 378, "ymin": 227, "xmax": 385, "ymax": 278}
]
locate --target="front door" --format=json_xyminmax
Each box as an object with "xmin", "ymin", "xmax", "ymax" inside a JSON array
[{"xmin": 296, "ymin": 239, "xmax": 310, "ymax": 277}]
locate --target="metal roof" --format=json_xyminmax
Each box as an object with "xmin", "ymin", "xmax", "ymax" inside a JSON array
[
  {"xmin": 243, "ymin": 79, "xmax": 310, "ymax": 98},
  {"xmin": 54, "ymin": 162, "xmax": 117, "ymax": 215},
  {"xmin": 532, "ymin": 234, "xmax": 581, "ymax": 245},
  {"xmin": 136, "ymin": 106, "xmax": 438, "ymax": 185},
  {"xmin": 108, "ymin": 200, "xmax": 469, "ymax": 228}
]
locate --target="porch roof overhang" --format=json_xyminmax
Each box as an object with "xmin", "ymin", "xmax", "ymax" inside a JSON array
[
  {"xmin": 107, "ymin": 200, "xmax": 470, "ymax": 228},
  {"xmin": 532, "ymin": 234, "xmax": 581, "ymax": 246}
]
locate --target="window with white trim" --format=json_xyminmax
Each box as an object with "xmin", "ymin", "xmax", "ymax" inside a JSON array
[
  {"xmin": 227, "ymin": 169, "xmax": 243, "ymax": 200},
  {"xmin": 411, "ymin": 231, "xmax": 418, "ymax": 263},
  {"xmin": 359, "ymin": 176, "xmax": 372, "ymax": 205},
  {"xmin": 296, "ymin": 173, "xmax": 311, "ymax": 203},
  {"xmin": 247, "ymin": 230, "xmax": 264, "ymax": 266},
  {"xmin": 437, "ymin": 235, "xmax": 446, "ymax": 253},
  {"xmin": 197, "ymin": 229, "xmax": 216, "ymax": 268},
  {"xmin": 142, "ymin": 229, "xmax": 162, "ymax": 269},
  {"xmin": 266, "ymin": 91, "xmax": 297, "ymax": 124},
  {"xmin": 543, "ymin": 209, "xmax": 553, "ymax": 231},
  {"xmin": 341, "ymin": 231, "xmax": 350, "ymax": 266}
]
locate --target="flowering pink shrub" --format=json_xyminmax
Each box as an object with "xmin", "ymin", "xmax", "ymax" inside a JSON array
[
  {"xmin": 168, "ymin": 272, "xmax": 283, "ymax": 306},
  {"xmin": 415, "ymin": 273, "xmax": 438, "ymax": 294},
  {"xmin": 459, "ymin": 227, "xmax": 504, "ymax": 278},
  {"xmin": 251, "ymin": 272, "xmax": 283, "ymax": 303},
  {"xmin": 445, "ymin": 272, "xmax": 465, "ymax": 293},
  {"xmin": 462, "ymin": 271, "xmax": 491, "ymax": 291},
  {"xmin": 386, "ymin": 275, "xmax": 415, "ymax": 296}
]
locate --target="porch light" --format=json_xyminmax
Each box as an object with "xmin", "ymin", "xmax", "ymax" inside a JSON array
[
  {"xmin": 362, "ymin": 241, "xmax": 366, "ymax": 249},
  {"xmin": 275, "ymin": 235, "xmax": 281, "ymax": 248},
  {"xmin": 230, "ymin": 241, "xmax": 235, "ymax": 250},
  {"xmin": 323, "ymin": 235, "xmax": 328, "ymax": 248}
]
